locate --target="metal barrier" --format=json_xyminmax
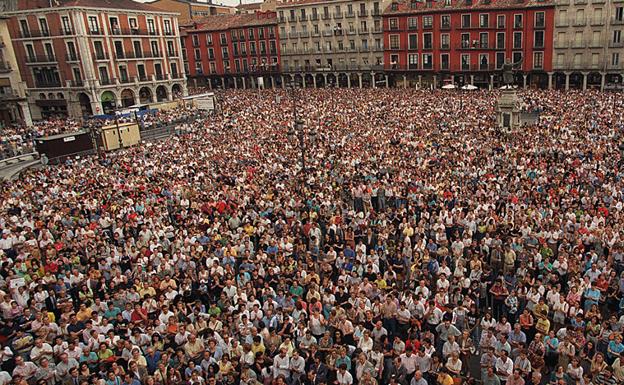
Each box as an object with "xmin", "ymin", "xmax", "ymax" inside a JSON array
[{"xmin": 0, "ymin": 152, "xmax": 39, "ymax": 168}]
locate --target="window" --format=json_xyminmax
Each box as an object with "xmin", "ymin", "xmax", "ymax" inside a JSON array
[
  {"xmin": 461, "ymin": 54, "xmax": 470, "ymax": 70},
  {"xmin": 151, "ymin": 41, "xmax": 159, "ymax": 56},
  {"xmin": 98, "ymin": 67, "xmax": 109, "ymax": 82},
  {"xmin": 249, "ymin": 28, "xmax": 255, "ymax": 39},
  {"xmin": 423, "ymin": 33, "xmax": 432, "ymax": 49},
  {"xmin": 616, "ymin": 7, "xmax": 623, "ymax": 22},
  {"xmin": 220, "ymin": 33, "xmax": 227, "ymax": 45},
  {"xmin": 207, "ymin": 34, "xmax": 213, "ymax": 45},
  {"xmin": 129, "ymin": 18, "xmax": 138, "ymax": 31},
  {"xmin": 496, "ymin": 52, "xmax": 505, "ymax": 68},
  {"xmin": 461, "ymin": 33, "xmax": 470, "ymax": 48},
  {"xmin": 408, "ymin": 53, "xmax": 418, "ymax": 69},
  {"xmin": 67, "ymin": 41, "xmax": 77, "ymax": 60},
  {"xmin": 479, "ymin": 14, "xmax": 489, "ymax": 28},
  {"xmin": 25, "ymin": 44, "xmax": 35, "ymax": 61},
  {"xmin": 94, "ymin": 41, "xmax": 105, "ymax": 59},
  {"xmin": 477, "ymin": 33, "xmax": 487, "ymax": 49},
  {"xmin": 533, "ymin": 52, "xmax": 543, "ymax": 69},
  {"xmin": 497, "ymin": 15, "xmax": 505, "ymax": 28},
  {"xmin": 114, "ymin": 41, "xmax": 123, "ymax": 57},
  {"xmin": 208, "ymin": 47, "xmax": 215, "ymax": 59},
  {"xmin": 535, "ymin": 12, "xmax": 545, "ymax": 28},
  {"xmin": 192, "ymin": 35, "xmax": 199, "ymax": 47},
  {"xmin": 133, "ymin": 41, "xmax": 142, "ymax": 57},
  {"xmin": 88, "ymin": 16, "xmax": 99, "ymax": 33},
  {"xmin": 39, "ymin": 18, "xmax": 49, "ymax": 35},
  {"xmin": 534, "ymin": 31, "xmax": 544, "ymax": 48},
  {"xmin": 147, "ymin": 19, "xmax": 156, "ymax": 34},
  {"xmin": 462, "ymin": 14, "xmax": 471, "ymax": 28},
  {"xmin": 167, "ymin": 41, "xmax": 175, "ymax": 56},
  {"xmin": 441, "ymin": 34, "xmax": 450, "ymax": 49},
  {"xmin": 222, "ymin": 47, "xmax": 229, "ymax": 59},
  {"xmin": 422, "ymin": 53, "xmax": 433, "ymax": 69},
  {"xmin": 408, "ymin": 17, "xmax": 418, "ymax": 29},
  {"xmin": 44, "ymin": 43, "xmax": 54, "ymax": 60},
  {"xmin": 440, "ymin": 53, "xmax": 450, "ymax": 71},
  {"xmin": 512, "ymin": 51, "xmax": 522, "ymax": 64},
  {"xmin": 513, "ymin": 32, "xmax": 522, "ymax": 49},
  {"xmin": 479, "ymin": 54, "xmax": 489, "ymax": 70},
  {"xmin": 614, "ymin": 30, "xmax": 622, "ymax": 44},
  {"xmin": 389, "ymin": 18, "xmax": 399, "ymax": 30},
  {"xmin": 613, "ymin": 52, "xmax": 620, "ymax": 66},
  {"xmin": 514, "ymin": 14, "xmax": 523, "ymax": 28},
  {"xmin": 441, "ymin": 15, "xmax": 451, "ymax": 29},
  {"xmin": 164, "ymin": 20, "xmax": 172, "ymax": 34},
  {"xmin": 20, "ymin": 20, "xmax": 30, "ymax": 37},
  {"xmin": 408, "ymin": 34, "xmax": 418, "ymax": 50},
  {"xmin": 119, "ymin": 66, "xmax": 128, "ymax": 82},
  {"xmin": 496, "ymin": 32, "xmax": 505, "ymax": 49},
  {"xmin": 390, "ymin": 35, "xmax": 400, "ymax": 49},
  {"xmin": 423, "ymin": 16, "xmax": 433, "ymax": 28}
]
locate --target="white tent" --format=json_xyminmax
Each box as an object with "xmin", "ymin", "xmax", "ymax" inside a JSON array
[
  {"xmin": 441, "ymin": 84, "xmax": 456, "ymax": 89},
  {"xmin": 461, "ymin": 84, "xmax": 478, "ymax": 90}
]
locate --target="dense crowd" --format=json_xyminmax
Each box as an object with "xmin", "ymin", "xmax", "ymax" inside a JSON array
[{"xmin": 0, "ymin": 88, "xmax": 624, "ymax": 385}]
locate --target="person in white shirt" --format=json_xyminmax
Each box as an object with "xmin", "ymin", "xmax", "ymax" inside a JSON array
[
  {"xmin": 336, "ymin": 364, "xmax": 353, "ymax": 385},
  {"xmin": 289, "ymin": 350, "xmax": 305, "ymax": 383},
  {"xmin": 495, "ymin": 350, "xmax": 513, "ymax": 383},
  {"xmin": 272, "ymin": 349, "xmax": 290, "ymax": 379},
  {"xmin": 400, "ymin": 348, "xmax": 419, "ymax": 376}
]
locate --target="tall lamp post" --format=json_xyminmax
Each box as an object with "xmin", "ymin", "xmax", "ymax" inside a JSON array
[{"xmin": 286, "ymin": 81, "xmax": 316, "ymax": 196}]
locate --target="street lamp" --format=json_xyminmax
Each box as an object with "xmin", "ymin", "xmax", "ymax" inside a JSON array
[
  {"xmin": 114, "ymin": 102, "xmax": 124, "ymax": 150},
  {"xmin": 286, "ymin": 80, "xmax": 316, "ymax": 195}
]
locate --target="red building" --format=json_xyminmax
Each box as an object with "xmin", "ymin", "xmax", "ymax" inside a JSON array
[
  {"xmin": 182, "ymin": 11, "xmax": 281, "ymax": 89},
  {"xmin": 382, "ymin": 0, "xmax": 555, "ymax": 88},
  {"xmin": 5, "ymin": 0, "xmax": 186, "ymax": 119}
]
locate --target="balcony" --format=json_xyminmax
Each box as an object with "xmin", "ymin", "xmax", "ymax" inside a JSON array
[
  {"xmin": 148, "ymin": 29, "xmax": 158, "ymax": 36},
  {"xmin": 333, "ymin": 12, "xmax": 343, "ymax": 19},
  {"xmin": 440, "ymin": 43, "xmax": 450, "ymax": 50},
  {"xmin": 299, "ymin": 15, "xmax": 307, "ymax": 21},
  {"xmin": 322, "ymin": 13, "xmax": 331, "ymax": 20},
  {"xmin": 168, "ymin": 51, "xmax": 179, "ymax": 57},
  {"xmin": 65, "ymin": 53, "xmax": 79, "ymax": 62},
  {"xmin": 311, "ymin": 14, "xmax": 319, "ymax": 21},
  {"xmin": 289, "ymin": 32, "xmax": 298, "ymax": 38},
  {"xmin": 20, "ymin": 29, "xmax": 51, "ymax": 38},
  {"xmin": 456, "ymin": 41, "xmax": 493, "ymax": 50},
  {"xmin": 119, "ymin": 77, "xmax": 133, "ymax": 84},
  {"xmin": 99, "ymin": 78, "xmax": 116, "ymax": 86},
  {"xmin": 69, "ymin": 80, "xmax": 84, "ymax": 87},
  {"xmin": 591, "ymin": 18, "xmax": 604, "ymax": 26},
  {"xmin": 0, "ymin": 62, "xmax": 11, "ymax": 73},
  {"xmin": 513, "ymin": 23, "xmax": 523, "ymax": 29},
  {"xmin": 171, "ymin": 73, "xmax": 184, "ymax": 79},
  {"xmin": 573, "ymin": 17, "xmax": 586, "ymax": 26},
  {"xmin": 93, "ymin": 52, "xmax": 109, "ymax": 60},
  {"xmin": 358, "ymin": 10, "xmax": 368, "ymax": 17},
  {"xmin": 334, "ymin": 29, "xmax": 343, "ymax": 36},
  {"xmin": 358, "ymin": 28, "xmax": 369, "ymax": 34},
  {"xmin": 279, "ymin": 17, "xmax": 285, "ymax": 23},
  {"xmin": 610, "ymin": 41, "xmax": 624, "ymax": 48},
  {"xmin": 372, "ymin": 9, "xmax": 381, "ymax": 16},
  {"xmin": 62, "ymin": 28, "xmax": 75, "ymax": 36},
  {"xmin": 346, "ymin": 29, "xmax": 356, "ymax": 35},
  {"xmin": 440, "ymin": 23, "xmax": 451, "ymax": 30},
  {"xmin": 26, "ymin": 55, "xmax": 57, "ymax": 64},
  {"xmin": 373, "ymin": 26, "xmax": 383, "ymax": 33},
  {"xmin": 288, "ymin": 16, "xmax": 296, "ymax": 22},
  {"xmin": 164, "ymin": 30, "xmax": 174, "ymax": 36},
  {"xmin": 138, "ymin": 75, "xmax": 149, "ymax": 82},
  {"xmin": 573, "ymin": 0, "xmax": 587, "ymax": 3},
  {"xmin": 346, "ymin": 12, "xmax": 355, "ymax": 18},
  {"xmin": 322, "ymin": 30, "xmax": 333, "ymax": 37},
  {"xmin": 613, "ymin": 18, "xmax": 624, "ymax": 25},
  {"xmin": 299, "ymin": 31, "xmax": 310, "ymax": 38},
  {"xmin": 571, "ymin": 40, "xmax": 587, "ymax": 48},
  {"xmin": 555, "ymin": 18, "xmax": 569, "ymax": 27},
  {"xmin": 554, "ymin": 40, "xmax": 569, "ymax": 49},
  {"xmin": 34, "ymin": 81, "xmax": 62, "ymax": 88},
  {"xmin": 88, "ymin": 29, "xmax": 103, "ymax": 35},
  {"xmin": 155, "ymin": 74, "xmax": 166, "ymax": 81}
]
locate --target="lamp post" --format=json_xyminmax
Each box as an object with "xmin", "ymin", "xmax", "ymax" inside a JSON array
[
  {"xmin": 286, "ymin": 80, "xmax": 316, "ymax": 196},
  {"xmin": 114, "ymin": 102, "xmax": 124, "ymax": 150}
]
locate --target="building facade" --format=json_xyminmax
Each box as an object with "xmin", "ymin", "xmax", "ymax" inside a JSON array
[
  {"xmin": 145, "ymin": 0, "xmax": 236, "ymax": 24},
  {"xmin": 5, "ymin": 0, "xmax": 187, "ymax": 120},
  {"xmin": 382, "ymin": 0, "xmax": 555, "ymax": 89},
  {"xmin": 276, "ymin": 0, "xmax": 392, "ymax": 88},
  {"xmin": 182, "ymin": 11, "xmax": 281, "ymax": 89},
  {"xmin": 552, "ymin": 0, "xmax": 624, "ymax": 90},
  {"xmin": 0, "ymin": 16, "xmax": 31, "ymax": 127}
]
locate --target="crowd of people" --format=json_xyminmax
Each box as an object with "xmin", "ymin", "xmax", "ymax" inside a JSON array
[{"xmin": 0, "ymin": 88, "xmax": 624, "ymax": 385}]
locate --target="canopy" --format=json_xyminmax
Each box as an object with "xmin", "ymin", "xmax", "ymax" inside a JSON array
[
  {"xmin": 461, "ymin": 84, "xmax": 478, "ymax": 90},
  {"xmin": 441, "ymin": 84, "xmax": 456, "ymax": 89}
]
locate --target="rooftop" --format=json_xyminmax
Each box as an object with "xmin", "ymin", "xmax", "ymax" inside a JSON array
[
  {"xmin": 14, "ymin": 0, "xmax": 170, "ymax": 12},
  {"xmin": 383, "ymin": 0, "xmax": 553, "ymax": 14},
  {"xmin": 276, "ymin": 0, "xmax": 353, "ymax": 8},
  {"xmin": 183, "ymin": 11, "xmax": 277, "ymax": 31}
]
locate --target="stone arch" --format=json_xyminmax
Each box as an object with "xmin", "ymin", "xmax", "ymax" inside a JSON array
[
  {"xmin": 78, "ymin": 92, "xmax": 92, "ymax": 116},
  {"xmin": 101, "ymin": 90, "xmax": 117, "ymax": 115},
  {"xmin": 139, "ymin": 87, "xmax": 153, "ymax": 104},
  {"xmin": 156, "ymin": 85, "xmax": 168, "ymax": 102},
  {"xmin": 326, "ymin": 73, "xmax": 337, "ymax": 87},
  {"xmin": 171, "ymin": 84, "xmax": 182, "ymax": 98},
  {"xmin": 57, "ymin": 92, "xmax": 64, "ymax": 99},
  {"xmin": 120, "ymin": 89, "xmax": 135, "ymax": 107},
  {"xmin": 315, "ymin": 73, "xmax": 326, "ymax": 88}
]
